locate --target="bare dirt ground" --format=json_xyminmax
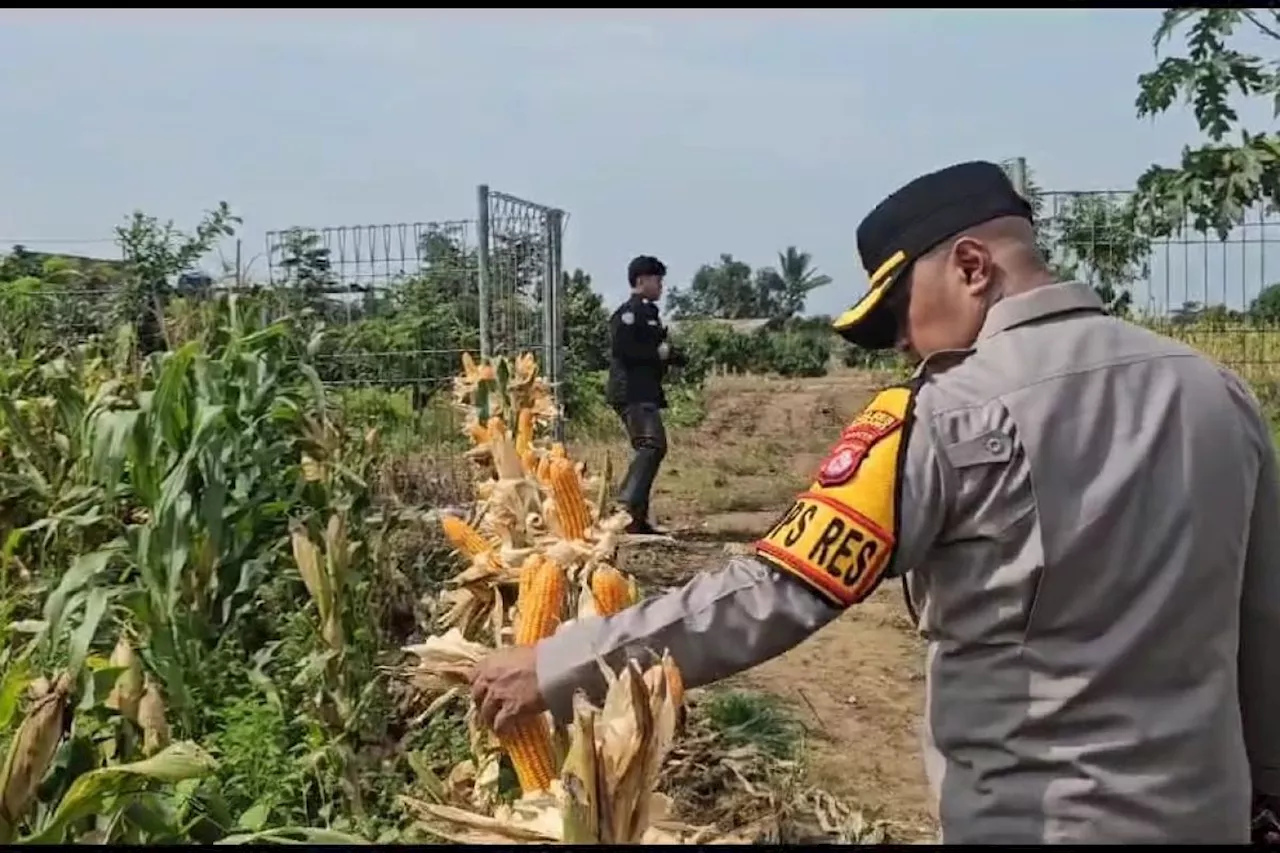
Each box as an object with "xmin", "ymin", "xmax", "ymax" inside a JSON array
[{"xmin": 577, "ymin": 369, "xmax": 936, "ymax": 839}]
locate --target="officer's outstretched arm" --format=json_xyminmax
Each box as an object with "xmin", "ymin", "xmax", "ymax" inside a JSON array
[
  {"xmin": 1230, "ymin": 373, "xmax": 1280, "ymax": 801},
  {"xmin": 535, "ymin": 383, "xmax": 948, "ymax": 723}
]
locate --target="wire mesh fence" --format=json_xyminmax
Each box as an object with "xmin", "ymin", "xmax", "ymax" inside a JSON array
[
  {"xmin": 263, "ymin": 186, "xmax": 565, "ymax": 394},
  {"xmin": 257, "ymin": 186, "xmax": 568, "ymax": 497},
  {"xmin": 999, "ymin": 157, "xmax": 1280, "ymax": 385},
  {"xmin": 1032, "ymin": 188, "xmax": 1280, "ymax": 384},
  {"xmin": 0, "ymin": 186, "xmax": 568, "ymax": 499}
]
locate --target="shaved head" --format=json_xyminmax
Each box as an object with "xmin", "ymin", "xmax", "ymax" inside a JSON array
[
  {"xmin": 894, "ymin": 215, "xmax": 1057, "ymax": 360},
  {"xmin": 924, "ymin": 215, "xmax": 1045, "ymax": 281}
]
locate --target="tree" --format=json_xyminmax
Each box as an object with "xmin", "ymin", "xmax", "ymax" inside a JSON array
[
  {"xmin": 270, "ymin": 228, "xmax": 337, "ymax": 297},
  {"xmin": 1249, "ymin": 282, "xmax": 1280, "ymax": 323},
  {"xmin": 666, "ymin": 249, "xmax": 829, "ymax": 321},
  {"xmin": 666, "ymin": 254, "xmax": 758, "ymax": 319},
  {"xmin": 560, "ymin": 268, "xmax": 609, "ymax": 374},
  {"xmin": 1048, "ymin": 194, "xmax": 1150, "ymax": 317},
  {"xmin": 0, "ymin": 245, "xmax": 45, "ymax": 281},
  {"xmin": 1133, "ymin": 9, "xmax": 1280, "ymax": 239},
  {"xmin": 114, "ymin": 202, "xmax": 241, "ymax": 352},
  {"xmin": 1023, "ymin": 168, "xmax": 1150, "ymax": 317},
  {"xmin": 558, "ymin": 268, "xmax": 610, "ymax": 417},
  {"xmin": 763, "ymin": 246, "xmax": 832, "ymax": 321}
]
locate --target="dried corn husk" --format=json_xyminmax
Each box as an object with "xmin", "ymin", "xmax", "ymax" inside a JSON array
[
  {"xmin": 137, "ymin": 677, "xmax": 171, "ymax": 756},
  {"xmin": 401, "ymin": 653, "xmax": 708, "ymax": 844},
  {"xmin": 105, "ymin": 634, "xmax": 144, "ymax": 722},
  {"xmin": 0, "ymin": 673, "xmax": 72, "ymax": 830},
  {"xmin": 401, "ymin": 628, "xmax": 492, "ymax": 694}
]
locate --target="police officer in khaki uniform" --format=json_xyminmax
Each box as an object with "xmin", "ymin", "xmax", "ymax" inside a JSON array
[{"xmin": 470, "ymin": 161, "xmax": 1280, "ymax": 843}]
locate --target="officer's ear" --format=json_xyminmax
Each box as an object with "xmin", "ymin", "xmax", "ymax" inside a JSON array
[{"xmin": 950, "ymin": 237, "xmax": 993, "ymax": 294}]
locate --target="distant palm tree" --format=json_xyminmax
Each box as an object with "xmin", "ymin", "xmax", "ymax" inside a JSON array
[{"xmin": 772, "ymin": 246, "xmax": 832, "ymax": 320}]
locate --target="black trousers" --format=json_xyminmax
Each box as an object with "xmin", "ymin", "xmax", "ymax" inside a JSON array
[{"xmin": 614, "ymin": 402, "xmax": 668, "ymax": 523}]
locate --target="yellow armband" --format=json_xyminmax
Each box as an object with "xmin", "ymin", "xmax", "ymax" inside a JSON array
[{"xmin": 754, "ymin": 385, "xmax": 914, "ymax": 608}]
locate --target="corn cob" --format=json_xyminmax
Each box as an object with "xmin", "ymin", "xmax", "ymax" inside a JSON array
[
  {"xmin": 467, "ymin": 422, "xmax": 488, "ymax": 444},
  {"xmin": 501, "ymin": 717, "xmax": 558, "ymax": 794},
  {"xmin": 520, "ymin": 447, "xmax": 537, "ymax": 474},
  {"xmin": 515, "ymin": 558, "xmax": 567, "ymax": 646},
  {"xmin": 518, "ymin": 554, "xmax": 544, "ymax": 611},
  {"xmin": 590, "ymin": 566, "xmax": 634, "ymax": 616},
  {"xmin": 479, "ymin": 363, "xmax": 496, "ymax": 381},
  {"xmin": 549, "ymin": 458, "xmax": 591, "ymax": 541},
  {"xmin": 515, "ymin": 407, "xmax": 535, "ymax": 455},
  {"xmin": 535, "ymin": 456, "xmax": 553, "ymax": 485},
  {"xmin": 487, "ymin": 415, "xmax": 507, "ymax": 440},
  {"xmin": 550, "ymin": 442, "xmax": 566, "ymax": 460},
  {"xmin": 501, "ymin": 558, "xmax": 567, "ymax": 794},
  {"xmin": 441, "ymin": 516, "xmax": 489, "ymax": 558}
]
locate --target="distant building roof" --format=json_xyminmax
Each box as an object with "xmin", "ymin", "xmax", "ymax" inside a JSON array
[{"xmin": 19, "ymin": 250, "xmax": 127, "ymax": 270}]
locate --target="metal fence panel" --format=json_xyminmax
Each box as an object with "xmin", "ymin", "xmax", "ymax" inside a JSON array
[
  {"xmin": 476, "ymin": 187, "xmax": 567, "ymax": 439},
  {"xmin": 1033, "ymin": 190, "xmax": 1280, "ymax": 319},
  {"xmin": 999, "ymin": 156, "xmax": 1280, "ymax": 384},
  {"xmin": 255, "ymin": 185, "xmax": 568, "ymax": 496},
  {"xmin": 261, "ymin": 186, "xmax": 567, "ymax": 399}
]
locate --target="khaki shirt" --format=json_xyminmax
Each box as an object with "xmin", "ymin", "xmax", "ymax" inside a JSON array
[{"xmin": 537, "ymin": 281, "xmax": 1280, "ymax": 843}]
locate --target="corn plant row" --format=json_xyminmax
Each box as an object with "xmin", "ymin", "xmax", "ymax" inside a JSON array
[{"xmin": 0, "ymin": 306, "xmax": 382, "ymax": 844}]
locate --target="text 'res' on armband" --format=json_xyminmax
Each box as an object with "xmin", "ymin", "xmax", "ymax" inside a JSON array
[{"xmin": 753, "ymin": 384, "xmax": 915, "ymax": 608}]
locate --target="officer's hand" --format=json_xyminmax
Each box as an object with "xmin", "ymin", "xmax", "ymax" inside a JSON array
[
  {"xmin": 469, "ymin": 645, "xmax": 545, "ymax": 733},
  {"xmin": 658, "ymin": 342, "xmax": 671, "ymax": 361}
]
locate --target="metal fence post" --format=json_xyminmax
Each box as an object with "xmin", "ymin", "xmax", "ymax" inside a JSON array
[
  {"xmin": 475, "ymin": 184, "xmax": 493, "ymax": 359},
  {"xmin": 540, "ymin": 209, "xmax": 562, "ymax": 441},
  {"xmin": 1007, "ymin": 156, "xmax": 1029, "ymax": 199},
  {"xmin": 548, "ymin": 208, "xmax": 566, "ymax": 442}
]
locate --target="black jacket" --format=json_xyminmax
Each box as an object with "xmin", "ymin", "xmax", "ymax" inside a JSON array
[{"xmin": 605, "ymin": 294, "xmax": 684, "ymax": 408}]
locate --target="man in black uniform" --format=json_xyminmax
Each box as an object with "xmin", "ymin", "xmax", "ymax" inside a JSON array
[{"xmin": 607, "ymin": 255, "xmax": 685, "ymax": 535}]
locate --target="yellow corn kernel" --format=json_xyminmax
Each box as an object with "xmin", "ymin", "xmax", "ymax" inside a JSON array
[
  {"xmin": 550, "ymin": 442, "xmax": 566, "ymax": 459},
  {"xmin": 467, "ymin": 422, "xmax": 488, "ymax": 444},
  {"xmin": 499, "ymin": 716, "xmax": 557, "ymax": 795},
  {"xmin": 441, "ymin": 515, "xmax": 489, "ymax": 558},
  {"xmin": 487, "ymin": 415, "xmax": 507, "ymax": 440},
  {"xmin": 518, "ymin": 554, "xmax": 543, "ymax": 611},
  {"xmin": 590, "ymin": 566, "xmax": 634, "ymax": 617},
  {"xmin": 515, "ymin": 408, "xmax": 535, "ymax": 455},
  {"xmin": 520, "ymin": 447, "xmax": 537, "ymax": 475},
  {"xmin": 515, "ymin": 558, "xmax": 566, "ymax": 646},
  {"xmin": 549, "ymin": 458, "xmax": 591, "ymax": 540},
  {"xmin": 535, "ymin": 455, "xmax": 553, "ymax": 485}
]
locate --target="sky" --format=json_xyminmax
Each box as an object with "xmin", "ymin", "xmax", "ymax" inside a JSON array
[{"xmin": 0, "ymin": 9, "xmax": 1275, "ymax": 316}]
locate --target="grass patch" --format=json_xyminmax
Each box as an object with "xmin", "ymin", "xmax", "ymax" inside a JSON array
[{"xmin": 701, "ymin": 690, "xmax": 803, "ymax": 761}]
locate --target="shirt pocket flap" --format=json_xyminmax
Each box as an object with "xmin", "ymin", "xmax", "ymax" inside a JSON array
[{"xmin": 942, "ymin": 429, "xmax": 1015, "ymax": 469}]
